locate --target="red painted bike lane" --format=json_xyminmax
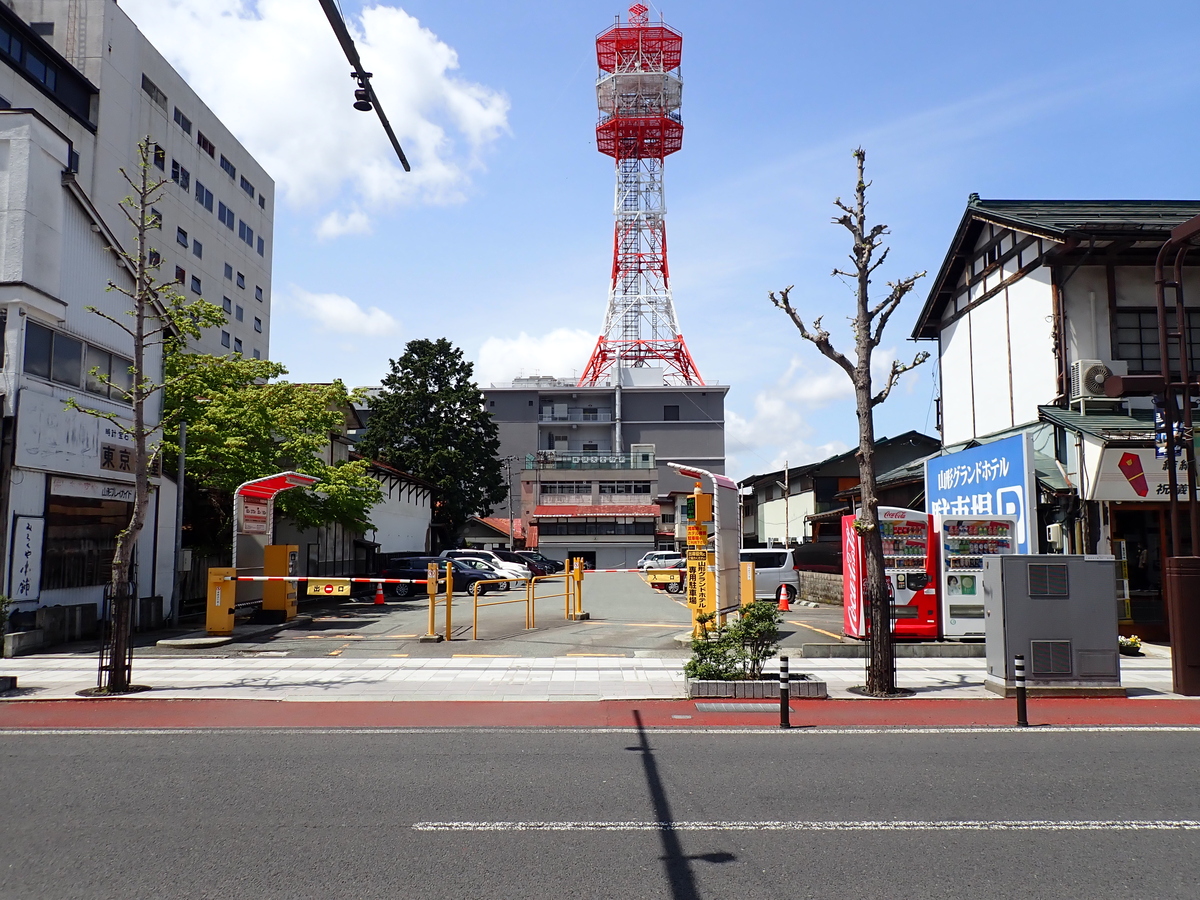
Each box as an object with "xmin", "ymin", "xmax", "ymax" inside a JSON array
[{"xmin": 2, "ymin": 697, "xmax": 1200, "ymax": 730}]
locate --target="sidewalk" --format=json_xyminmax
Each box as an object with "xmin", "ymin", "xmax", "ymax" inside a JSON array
[{"xmin": 0, "ymin": 654, "xmax": 1179, "ymax": 702}]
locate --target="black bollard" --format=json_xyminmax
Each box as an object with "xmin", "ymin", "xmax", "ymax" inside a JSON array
[
  {"xmin": 779, "ymin": 654, "xmax": 791, "ymax": 729},
  {"xmin": 1014, "ymin": 653, "xmax": 1028, "ymax": 727}
]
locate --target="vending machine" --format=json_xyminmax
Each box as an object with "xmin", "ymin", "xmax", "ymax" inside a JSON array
[
  {"xmin": 843, "ymin": 507, "xmax": 940, "ymax": 640},
  {"xmin": 936, "ymin": 515, "xmax": 1017, "ymax": 639}
]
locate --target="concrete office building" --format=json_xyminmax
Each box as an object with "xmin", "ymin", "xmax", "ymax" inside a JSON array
[
  {"xmin": 0, "ymin": 1, "xmax": 273, "ymax": 638},
  {"xmin": 4, "ymin": 0, "xmax": 274, "ymax": 360},
  {"xmin": 483, "ymin": 370, "xmax": 727, "ymax": 569}
]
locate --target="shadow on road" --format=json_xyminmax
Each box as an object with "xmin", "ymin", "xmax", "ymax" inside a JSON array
[{"xmin": 630, "ymin": 709, "xmax": 735, "ymax": 899}]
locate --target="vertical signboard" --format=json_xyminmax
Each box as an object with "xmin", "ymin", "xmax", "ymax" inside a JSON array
[
  {"xmin": 10, "ymin": 515, "xmax": 44, "ymax": 602},
  {"xmin": 925, "ymin": 433, "xmax": 1036, "ymax": 555}
]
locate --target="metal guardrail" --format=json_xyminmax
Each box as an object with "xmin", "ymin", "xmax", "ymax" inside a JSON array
[{"xmin": 472, "ymin": 578, "xmax": 533, "ymax": 639}]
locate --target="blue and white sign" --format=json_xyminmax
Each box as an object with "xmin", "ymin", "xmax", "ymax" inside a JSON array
[{"xmin": 925, "ymin": 433, "xmax": 1036, "ymax": 554}]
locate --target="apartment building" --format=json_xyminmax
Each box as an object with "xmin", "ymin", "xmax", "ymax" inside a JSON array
[{"xmin": 4, "ymin": 0, "xmax": 274, "ymax": 359}]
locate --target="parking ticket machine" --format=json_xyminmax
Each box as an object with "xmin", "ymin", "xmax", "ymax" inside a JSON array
[{"xmin": 262, "ymin": 544, "xmax": 299, "ymax": 619}]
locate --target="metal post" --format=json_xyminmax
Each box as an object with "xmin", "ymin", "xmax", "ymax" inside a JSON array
[
  {"xmin": 444, "ymin": 562, "xmax": 453, "ymax": 640},
  {"xmin": 421, "ymin": 562, "xmax": 442, "ymax": 642},
  {"xmin": 779, "ymin": 654, "xmax": 791, "ymax": 729},
  {"xmin": 1155, "ymin": 242, "xmax": 1183, "ymax": 556},
  {"xmin": 169, "ymin": 420, "xmax": 186, "ymax": 628},
  {"xmin": 1014, "ymin": 653, "xmax": 1028, "ymax": 727}
]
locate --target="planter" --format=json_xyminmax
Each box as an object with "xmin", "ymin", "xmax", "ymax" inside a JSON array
[{"xmin": 688, "ymin": 674, "xmax": 827, "ymax": 700}]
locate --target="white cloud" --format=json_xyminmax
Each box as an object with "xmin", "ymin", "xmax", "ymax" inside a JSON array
[
  {"xmin": 475, "ymin": 329, "xmax": 599, "ymax": 386},
  {"xmin": 286, "ymin": 287, "xmax": 400, "ymax": 336},
  {"xmin": 122, "ymin": 0, "xmax": 509, "ymax": 232},
  {"xmin": 316, "ymin": 209, "xmax": 372, "ymax": 240}
]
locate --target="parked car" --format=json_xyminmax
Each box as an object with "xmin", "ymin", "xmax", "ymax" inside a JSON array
[
  {"xmin": 739, "ymin": 543, "xmax": 842, "ymax": 599},
  {"xmin": 493, "ymin": 549, "xmax": 552, "ymax": 577},
  {"xmin": 452, "ymin": 556, "xmax": 519, "ymax": 591},
  {"xmin": 638, "ymin": 550, "xmax": 683, "ymax": 570},
  {"xmin": 440, "ymin": 549, "xmax": 531, "ymax": 584},
  {"xmin": 380, "ymin": 555, "xmax": 497, "ymax": 598},
  {"xmin": 516, "ymin": 551, "xmax": 564, "ymax": 574}
]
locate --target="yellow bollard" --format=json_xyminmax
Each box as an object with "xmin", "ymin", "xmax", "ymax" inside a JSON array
[
  {"xmin": 206, "ymin": 567, "xmax": 237, "ymax": 636},
  {"xmin": 444, "ymin": 562, "xmax": 453, "ymax": 641},
  {"xmin": 420, "ymin": 562, "xmax": 443, "ymax": 643}
]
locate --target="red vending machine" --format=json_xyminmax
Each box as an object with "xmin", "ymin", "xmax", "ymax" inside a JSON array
[{"xmin": 843, "ymin": 507, "xmax": 940, "ymax": 640}]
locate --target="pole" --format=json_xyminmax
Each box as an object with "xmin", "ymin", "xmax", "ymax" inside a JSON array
[
  {"xmin": 1014, "ymin": 653, "xmax": 1028, "ymax": 727},
  {"xmin": 1155, "ymin": 242, "xmax": 1183, "ymax": 556},
  {"xmin": 779, "ymin": 654, "xmax": 791, "ymax": 729},
  {"xmin": 1172, "ymin": 247, "xmax": 1200, "ymax": 548},
  {"xmin": 784, "ymin": 460, "xmax": 789, "ymax": 548},
  {"xmin": 506, "ymin": 457, "xmax": 514, "ymax": 550},
  {"xmin": 169, "ymin": 420, "xmax": 186, "ymax": 628}
]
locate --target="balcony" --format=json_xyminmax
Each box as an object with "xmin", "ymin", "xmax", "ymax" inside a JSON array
[
  {"xmin": 525, "ymin": 450, "xmax": 655, "ymax": 471},
  {"xmin": 538, "ymin": 408, "xmax": 613, "ymax": 423}
]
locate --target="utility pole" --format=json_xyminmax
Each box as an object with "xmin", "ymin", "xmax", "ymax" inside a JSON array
[
  {"xmin": 169, "ymin": 420, "xmax": 186, "ymax": 628},
  {"xmin": 776, "ymin": 460, "xmax": 789, "ymax": 548},
  {"xmin": 502, "ymin": 455, "xmax": 518, "ymax": 548}
]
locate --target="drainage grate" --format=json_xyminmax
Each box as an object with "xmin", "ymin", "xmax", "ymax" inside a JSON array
[{"xmin": 695, "ymin": 703, "xmax": 793, "ymax": 713}]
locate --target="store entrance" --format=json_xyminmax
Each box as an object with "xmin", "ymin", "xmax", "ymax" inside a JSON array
[{"xmin": 1111, "ymin": 507, "xmax": 1167, "ymax": 641}]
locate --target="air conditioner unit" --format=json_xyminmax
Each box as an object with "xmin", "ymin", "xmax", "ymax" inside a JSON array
[{"xmin": 1070, "ymin": 359, "xmax": 1126, "ymax": 400}]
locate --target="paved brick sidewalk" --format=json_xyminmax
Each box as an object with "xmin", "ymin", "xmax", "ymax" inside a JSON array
[{"xmin": 0, "ymin": 654, "xmax": 1178, "ymax": 702}]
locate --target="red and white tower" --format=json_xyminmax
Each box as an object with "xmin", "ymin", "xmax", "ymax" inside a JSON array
[{"xmin": 578, "ymin": 4, "xmax": 703, "ymax": 387}]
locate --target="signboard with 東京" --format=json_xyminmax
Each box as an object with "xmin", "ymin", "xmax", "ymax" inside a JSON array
[
  {"xmin": 307, "ymin": 579, "xmax": 351, "ymax": 596},
  {"xmin": 925, "ymin": 433, "xmax": 1036, "ymax": 555},
  {"xmin": 99, "ymin": 442, "xmax": 133, "ymax": 474},
  {"xmin": 10, "ymin": 515, "xmax": 44, "ymax": 602}
]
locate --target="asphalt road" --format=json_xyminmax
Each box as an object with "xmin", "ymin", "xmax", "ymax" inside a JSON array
[{"xmin": 2, "ymin": 727, "xmax": 1197, "ymax": 899}]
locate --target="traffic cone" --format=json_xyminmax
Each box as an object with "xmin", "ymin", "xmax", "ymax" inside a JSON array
[
  {"xmin": 374, "ymin": 583, "xmax": 385, "ymax": 606},
  {"xmin": 776, "ymin": 583, "xmax": 791, "ymax": 612}
]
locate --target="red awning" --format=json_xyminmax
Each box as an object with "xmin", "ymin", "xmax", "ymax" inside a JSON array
[
  {"xmin": 533, "ymin": 504, "xmax": 660, "ymax": 518},
  {"xmin": 236, "ymin": 471, "xmax": 320, "ymax": 500}
]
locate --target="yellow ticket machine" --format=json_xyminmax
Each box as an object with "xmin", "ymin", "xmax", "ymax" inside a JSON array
[{"xmin": 262, "ymin": 544, "xmax": 299, "ymax": 619}]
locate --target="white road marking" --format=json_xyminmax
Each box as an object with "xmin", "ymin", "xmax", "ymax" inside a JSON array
[{"xmin": 412, "ymin": 819, "xmax": 1200, "ymax": 832}]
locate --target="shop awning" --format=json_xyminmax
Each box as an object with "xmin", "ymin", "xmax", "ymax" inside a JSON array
[{"xmin": 236, "ymin": 471, "xmax": 320, "ymax": 500}]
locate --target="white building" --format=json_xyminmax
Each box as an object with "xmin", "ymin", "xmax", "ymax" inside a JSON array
[
  {"xmin": 3, "ymin": 0, "xmax": 274, "ymax": 360},
  {"xmin": 0, "ymin": 1, "xmax": 275, "ymax": 637},
  {"xmin": 913, "ymin": 197, "xmax": 1200, "ymax": 641}
]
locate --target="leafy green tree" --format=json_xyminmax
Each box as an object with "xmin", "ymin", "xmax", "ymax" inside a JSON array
[
  {"xmin": 357, "ymin": 338, "xmax": 505, "ymax": 540},
  {"xmin": 162, "ymin": 351, "xmax": 382, "ymax": 546}
]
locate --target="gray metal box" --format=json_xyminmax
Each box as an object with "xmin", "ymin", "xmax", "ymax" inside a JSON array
[{"xmin": 984, "ymin": 555, "xmax": 1121, "ymax": 694}]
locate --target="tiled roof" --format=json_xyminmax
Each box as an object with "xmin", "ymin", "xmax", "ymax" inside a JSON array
[
  {"xmin": 474, "ymin": 516, "xmax": 524, "ymax": 539},
  {"xmin": 533, "ymin": 504, "xmax": 660, "ymax": 518}
]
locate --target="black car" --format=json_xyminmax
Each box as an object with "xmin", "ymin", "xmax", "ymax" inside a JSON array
[
  {"xmin": 516, "ymin": 550, "xmax": 564, "ymax": 574},
  {"xmin": 379, "ymin": 556, "xmax": 497, "ymax": 598}
]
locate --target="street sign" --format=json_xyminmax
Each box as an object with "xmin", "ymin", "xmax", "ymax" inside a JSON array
[
  {"xmin": 646, "ymin": 568, "xmax": 681, "ymax": 584},
  {"xmin": 307, "ymin": 579, "xmax": 351, "ymax": 596}
]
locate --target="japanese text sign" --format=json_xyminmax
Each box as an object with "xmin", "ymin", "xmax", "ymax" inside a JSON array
[{"xmin": 925, "ymin": 434, "xmax": 1035, "ymax": 554}]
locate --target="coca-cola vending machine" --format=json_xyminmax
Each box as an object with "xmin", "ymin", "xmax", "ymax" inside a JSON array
[{"xmin": 843, "ymin": 507, "xmax": 940, "ymax": 640}]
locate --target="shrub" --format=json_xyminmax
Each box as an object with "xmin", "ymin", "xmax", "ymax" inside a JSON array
[{"xmin": 683, "ymin": 601, "xmax": 782, "ymax": 681}]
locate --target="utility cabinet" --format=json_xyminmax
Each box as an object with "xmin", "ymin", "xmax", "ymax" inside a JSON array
[{"xmin": 984, "ymin": 555, "xmax": 1123, "ymax": 696}]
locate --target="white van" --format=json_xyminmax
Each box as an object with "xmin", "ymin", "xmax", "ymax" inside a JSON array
[
  {"xmin": 639, "ymin": 550, "xmax": 683, "ymax": 570},
  {"xmin": 739, "ymin": 548, "xmax": 800, "ymax": 599}
]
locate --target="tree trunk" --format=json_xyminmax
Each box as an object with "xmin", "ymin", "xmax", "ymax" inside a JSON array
[{"xmin": 856, "ymin": 382, "xmax": 895, "ymax": 694}]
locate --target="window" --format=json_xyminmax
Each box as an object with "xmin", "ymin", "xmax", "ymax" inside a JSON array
[
  {"xmin": 190, "ymin": 275, "xmax": 202, "ymax": 294},
  {"xmin": 252, "ymin": 348, "xmax": 261, "ymax": 360},
  {"xmin": 194, "ymin": 180, "xmax": 213, "ymax": 212},
  {"xmin": 661, "ymin": 513, "xmax": 676, "ymax": 524},
  {"xmin": 24, "ymin": 321, "xmax": 82, "ymax": 387},
  {"xmin": 171, "ymin": 160, "xmax": 190, "ymax": 191},
  {"xmin": 141, "ymin": 74, "xmax": 168, "ymax": 110},
  {"xmin": 237, "ymin": 220, "xmax": 254, "ymax": 247},
  {"xmin": 240, "ymin": 175, "xmax": 255, "ymax": 198},
  {"xmin": 259, "ymin": 194, "xmax": 266, "ymax": 210},
  {"xmin": 173, "ymin": 106, "xmax": 192, "ymax": 134},
  {"xmin": 235, "ymin": 305, "xmax": 244, "ymax": 322},
  {"xmin": 224, "ymin": 263, "xmax": 233, "ymax": 280},
  {"xmin": 1114, "ymin": 309, "xmax": 1200, "ymax": 375},
  {"xmin": 255, "ymin": 286, "xmax": 263, "ymax": 301},
  {"xmin": 222, "ymin": 296, "xmax": 232, "ymax": 313},
  {"xmin": 663, "ymin": 405, "xmax": 680, "ymax": 421},
  {"xmin": 599, "ymin": 481, "xmax": 652, "ymax": 494},
  {"xmin": 253, "ymin": 317, "xmax": 262, "ymax": 333},
  {"xmin": 43, "ymin": 495, "xmax": 130, "ymax": 591},
  {"xmin": 197, "ymin": 131, "xmax": 215, "ymax": 157},
  {"xmin": 236, "ymin": 272, "xmax": 245, "ymax": 289},
  {"xmin": 148, "ymin": 249, "xmax": 160, "ymax": 267},
  {"xmin": 150, "ymin": 207, "xmax": 162, "ymax": 229},
  {"xmin": 85, "ymin": 346, "xmax": 112, "ymax": 397},
  {"xmin": 153, "ymin": 144, "xmax": 166, "ymax": 170},
  {"xmin": 217, "ymin": 202, "xmax": 234, "ymax": 229},
  {"xmin": 256, "ymin": 236, "xmax": 265, "ymax": 257},
  {"xmin": 24, "ymin": 51, "xmax": 56, "ymax": 90},
  {"xmin": 541, "ymin": 481, "xmax": 592, "ymax": 494},
  {"xmin": 174, "ymin": 266, "xmax": 186, "ymax": 283},
  {"xmin": 234, "ymin": 338, "xmax": 243, "ymax": 354},
  {"xmin": 176, "ymin": 227, "xmax": 188, "ymax": 248},
  {"xmin": 31, "ymin": 22, "xmax": 54, "ymax": 36},
  {"xmin": 221, "ymin": 331, "xmax": 230, "ymax": 348},
  {"xmin": 220, "ymin": 155, "xmax": 236, "ymax": 179},
  {"xmin": 192, "ymin": 239, "xmax": 203, "ymax": 259}
]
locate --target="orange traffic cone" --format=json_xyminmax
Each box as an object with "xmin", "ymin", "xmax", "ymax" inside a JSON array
[
  {"xmin": 374, "ymin": 583, "xmax": 385, "ymax": 606},
  {"xmin": 776, "ymin": 584, "xmax": 791, "ymax": 612}
]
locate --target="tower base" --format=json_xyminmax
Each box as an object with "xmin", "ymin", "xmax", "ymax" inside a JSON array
[{"xmin": 578, "ymin": 336, "xmax": 703, "ymax": 387}]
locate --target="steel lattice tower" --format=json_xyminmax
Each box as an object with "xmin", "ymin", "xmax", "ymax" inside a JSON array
[{"xmin": 578, "ymin": 4, "xmax": 703, "ymax": 387}]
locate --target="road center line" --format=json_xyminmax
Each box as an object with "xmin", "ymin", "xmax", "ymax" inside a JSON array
[
  {"xmin": 412, "ymin": 819, "xmax": 1200, "ymax": 832},
  {"xmin": 787, "ymin": 620, "xmax": 845, "ymax": 642}
]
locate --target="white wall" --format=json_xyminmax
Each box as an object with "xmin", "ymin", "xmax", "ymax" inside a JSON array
[{"xmin": 366, "ymin": 479, "xmax": 431, "ymax": 553}]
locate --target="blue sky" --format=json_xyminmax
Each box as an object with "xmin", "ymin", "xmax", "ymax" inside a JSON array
[{"xmin": 126, "ymin": 1, "xmax": 1200, "ymax": 479}]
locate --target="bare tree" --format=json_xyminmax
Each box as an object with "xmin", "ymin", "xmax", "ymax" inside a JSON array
[
  {"xmin": 769, "ymin": 148, "xmax": 928, "ymax": 695},
  {"xmin": 70, "ymin": 138, "xmax": 223, "ymax": 693}
]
